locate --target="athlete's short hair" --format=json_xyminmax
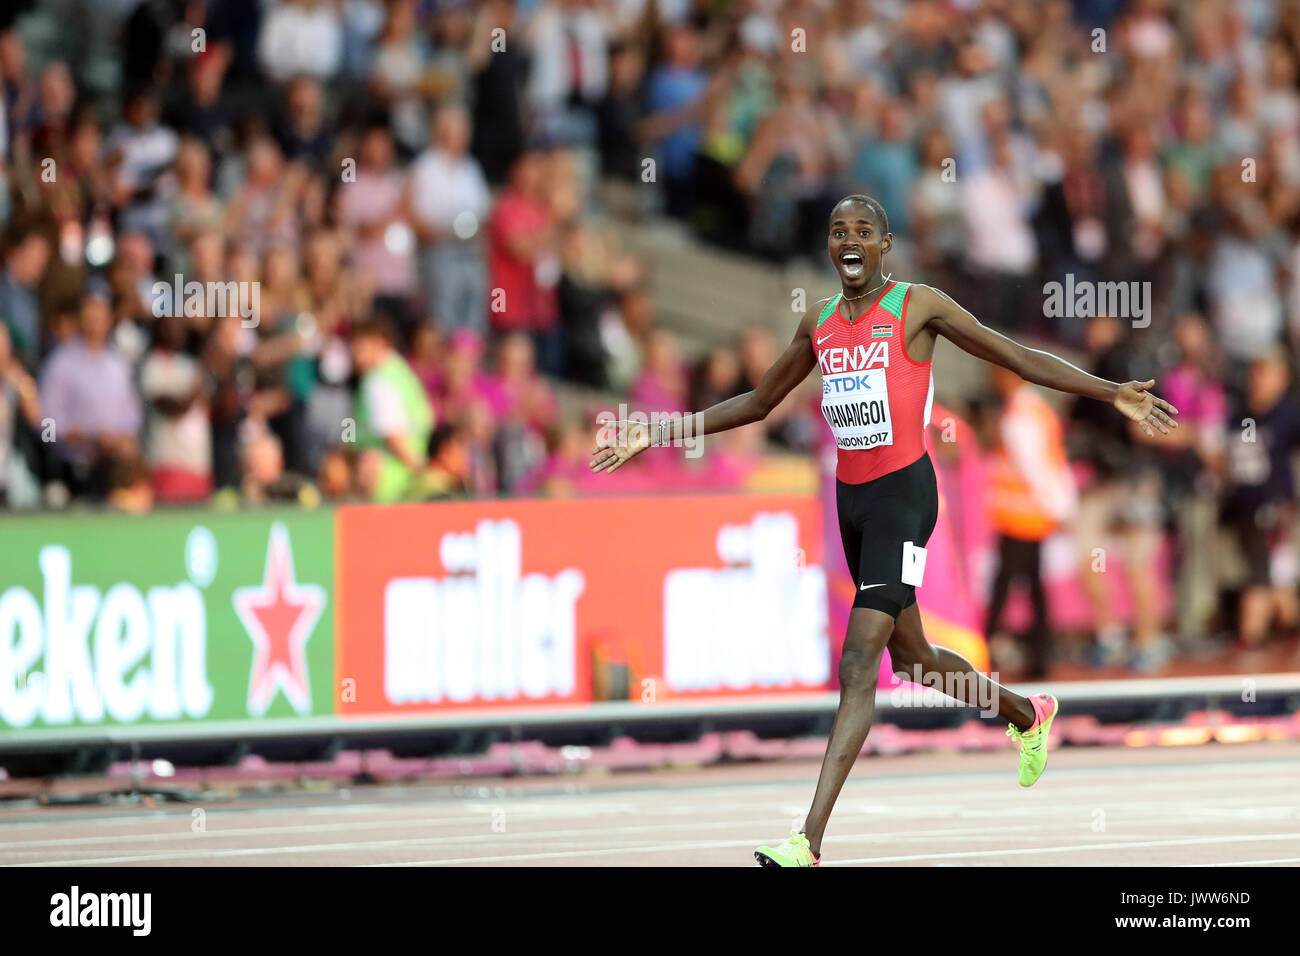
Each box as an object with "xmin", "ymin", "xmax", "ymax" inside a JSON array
[{"xmin": 832, "ymin": 194, "xmax": 889, "ymax": 234}]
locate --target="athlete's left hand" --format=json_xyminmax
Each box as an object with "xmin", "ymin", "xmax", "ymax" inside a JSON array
[
  {"xmin": 589, "ymin": 419, "xmax": 651, "ymax": 474},
  {"xmin": 1113, "ymin": 380, "xmax": 1179, "ymax": 436}
]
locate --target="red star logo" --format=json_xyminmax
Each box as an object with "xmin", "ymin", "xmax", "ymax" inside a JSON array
[{"xmin": 233, "ymin": 522, "xmax": 326, "ymax": 716}]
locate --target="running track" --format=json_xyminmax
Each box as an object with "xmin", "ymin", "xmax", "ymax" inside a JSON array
[{"xmin": 1, "ymin": 741, "xmax": 1297, "ymax": 866}]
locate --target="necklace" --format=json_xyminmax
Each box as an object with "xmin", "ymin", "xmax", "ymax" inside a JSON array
[{"xmin": 841, "ymin": 276, "xmax": 890, "ymax": 302}]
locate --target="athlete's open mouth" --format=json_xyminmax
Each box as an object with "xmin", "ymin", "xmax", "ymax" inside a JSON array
[{"xmin": 840, "ymin": 252, "xmax": 864, "ymax": 279}]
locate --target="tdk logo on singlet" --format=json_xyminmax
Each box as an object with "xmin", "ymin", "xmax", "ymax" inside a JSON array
[
  {"xmin": 823, "ymin": 373, "xmax": 874, "ymax": 394},
  {"xmin": 817, "ymin": 341, "xmax": 889, "ymax": 375}
]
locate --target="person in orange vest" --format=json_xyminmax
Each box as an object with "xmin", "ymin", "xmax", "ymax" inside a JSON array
[{"xmin": 983, "ymin": 365, "xmax": 1078, "ymax": 678}]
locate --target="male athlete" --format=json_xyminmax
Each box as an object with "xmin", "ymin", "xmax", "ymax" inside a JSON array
[{"xmin": 589, "ymin": 195, "xmax": 1178, "ymax": 867}]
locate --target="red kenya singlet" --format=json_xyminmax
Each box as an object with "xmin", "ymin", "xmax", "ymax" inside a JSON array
[{"xmin": 813, "ymin": 281, "xmax": 933, "ymax": 484}]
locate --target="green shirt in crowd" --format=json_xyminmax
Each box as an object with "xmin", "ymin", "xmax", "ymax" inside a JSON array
[{"xmin": 355, "ymin": 352, "xmax": 434, "ymax": 502}]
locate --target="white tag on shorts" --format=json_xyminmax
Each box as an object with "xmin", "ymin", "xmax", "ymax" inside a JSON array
[{"xmin": 901, "ymin": 541, "xmax": 927, "ymax": 587}]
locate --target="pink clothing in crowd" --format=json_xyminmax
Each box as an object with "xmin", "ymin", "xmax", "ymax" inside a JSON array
[
  {"xmin": 1162, "ymin": 365, "xmax": 1227, "ymax": 437},
  {"xmin": 488, "ymin": 191, "xmax": 558, "ymax": 332},
  {"xmin": 629, "ymin": 369, "xmax": 689, "ymax": 416},
  {"xmin": 487, "ymin": 372, "xmax": 559, "ymax": 433},
  {"xmin": 337, "ymin": 170, "xmax": 415, "ymax": 296}
]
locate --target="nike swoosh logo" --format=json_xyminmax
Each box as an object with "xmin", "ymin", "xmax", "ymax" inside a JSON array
[
  {"xmin": 816, "ymin": 334, "xmax": 834, "ymax": 345},
  {"xmin": 859, "ymin": 583, "xmax": 885, "ymax": 590}
]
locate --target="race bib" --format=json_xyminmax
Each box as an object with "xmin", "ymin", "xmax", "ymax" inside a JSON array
[{"xmin": 821, "ymin": 368, "xmax": 893, "ymax": 450}]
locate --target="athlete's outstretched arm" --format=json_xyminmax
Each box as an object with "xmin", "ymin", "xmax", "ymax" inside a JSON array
[
  {"xmin": 590, "ymin": 305, "xmax": 820, "ymax": 473},
  {"xmin": 912, "ymin": 284, "xmax": 1179, "ymax": 436}
]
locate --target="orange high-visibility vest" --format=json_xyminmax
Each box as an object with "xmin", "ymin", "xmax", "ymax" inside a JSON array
[{"xmin": 987, "ymin": 387, "xmax": 1070, "ymax": 542}]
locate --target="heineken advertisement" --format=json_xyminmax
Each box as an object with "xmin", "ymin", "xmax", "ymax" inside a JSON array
[
  {"xmin": 0, "ymin": 510, "xmax": 336, "ymax": 731},
  {"xmin": 1, "ymin": 495, "xmax": 832, "ymax": 739}
]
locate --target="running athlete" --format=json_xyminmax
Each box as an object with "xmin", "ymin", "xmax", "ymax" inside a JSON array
[{"xmin": 589, "ymin": 194, "xmax": 1179, "ymax": 867}]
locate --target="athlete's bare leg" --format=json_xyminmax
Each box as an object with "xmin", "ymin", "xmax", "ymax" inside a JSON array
[
  {"xmin": 802, "ymin": 607, "xmax": 894, "ymax": 858},
  {"xmin": 801, "ymin": 605, "xmax": 1039, "ymax": 858},
  {"xmin": 888, "ymin": 603, "xmax": 1035, "ymax": 729}
]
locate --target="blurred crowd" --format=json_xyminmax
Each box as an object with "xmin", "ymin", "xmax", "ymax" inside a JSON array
[
  {"xmin": 1, "ymin": 0, "xmax": 1299, "ymax": 662},
  {"xmin": 968, "ymin": 311, "xmax": 1300, "ymax": 672},
  {"xmin": 0, "ymin": 0, "xmax": 849, "ymax": 512}
]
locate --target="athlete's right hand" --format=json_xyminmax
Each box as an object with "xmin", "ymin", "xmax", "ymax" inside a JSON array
[
  {"xmin": 589, "ymin": 419, "xmax": 651, "ymax": 474},
  {"xmin": 1113, "ymin": 379, "xmax": 1179, "ymax": 437}
]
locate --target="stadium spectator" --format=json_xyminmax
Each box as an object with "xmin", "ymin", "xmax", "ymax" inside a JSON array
[
  {"xmin": 275, "ymin": 75, "xmax": 333, "ymax": 170},
  {"xmin": 1217, "ymin": 350, "xmax": 1300, "ymax": 650},
  {"xmin": 597, "ymin": 41, "xmax": 648, "ymax": 184},
  {"xmin": 846, "ymin": 96, "xmax": 917, "ymax": 238},
  {"xmin": 489, "ymin": 331, "xmax": 556, "ymax": 492},
  {"xmin": 1156, "ymin": 314, "xmax": 1228, "ymax": 642},
  {"xmin": 1119, "ymin": 124, "xmax": 1168, "ymax": 265},
  {"xmin": 425, "ymin": 3, "xmax": 473, "ymax": 108},
  {"xmin": 0, "ymin": 321, "xmax": 39, "ymax": 505},
  {"xmin": 487, "ymin": 149, "xmax": 561, "ymax": 372},
  {"xmin": 250, "ymin": 242, "xmax": 314, "ymax": 475},
  {"xmin": 735, "ymin": 68, "xmax": 847, "ymax": 261},
  {"xmin": 1206, "ymin": 198, "xmax": 1285, "ymax": 363},
  {"xmin": 139, "ymin": 312, "xmax": 212, "ymax": 503},
  {"xmin": 604, "ymin": 284, "xmax": 652, "ymax": 392},
  {"xmin": 910, "ymin": 126, "xmax": 965, "ymax": 290},
  {"xmin": 106, "ymin": 88, "xmax": 178, "ymax": 249},
  {"xmin": 467, "ymin": 0, "xmax": 526, "ymax": 186},
  {"xmin": 408, "ymin": 102, "xmax": 490, "ymax": 334},
  {"xmin": 959, "ymin": 133, "xmax": 1036, "ymax": 331},
  {"xmin": 691, "ymin": 347, "xmax": 742, "ymax": 412},
  {"xmin": 38, "ymin": 293, "xmax": 141, "ymax": 500},
  {"xmin": 518, "ymin": 418, "xmax": 594, "ymax": 498},
  {"xmin": 336, "ymin": 123, "xmax": 417, "ymax": 323},
  {"xmin": 240, "ymin": 425, "xmax": 311, "ymax": 504},
  {"xmin": 434, "ymin": 328, "xmax": 497, "ymax": 428},
  {"xmin": 225, "ymin": 134, "xmax": 303, "ymax": 258},
  {"xmin": 370, "ymin": 0, "xmax": 435, "ymax": 155},
  {"xmin": 525, "ymin": 0, "xmax": 609, "ymax": 146},
  {"xmin": 167, "ymin": 137, "xmax": 224, "ymax": 268},
  {"xmin": 257, "ymin": 0, "xmax": 342, "ymax": 85},
  {"xmin": 317, "ymin": 446, "xmax": 355, "ymax": 501},
  {"xmin": 0, "ymin": 29, "xmax": 26, "ymax": 166},
  {"xmin": 299, "ymin": 228, "xmax": 357, "ymax": 467},
  {"xmin": 1068, "ymin": 314, "xmax": 1169, "ymax": 671},
  {"xmin": 204, "ymin": 312, "xmax": 255, "ymax": 492},
  {"xmin": 163, "ymin": 46, "xmax": 235, "ymax": 156},
  {"xmin": 557, "ymin": 221, "xmax": 642, "ymax": 389},
  {"xmin": 422, "ymin": 422, "xmax": 470, "ymax": 499},
  {"xmin": 0, "ymin": 229, "xmax": 49, "ymax": 370},
  {"xmin": 984, "ymin": 366, "xmax": 1078, "ymax": 679},
  {"xmin": 107, "ymin": 449, "xmax": 153, "ymax": 514},
  {"xmin": 350, "ymin": 315, "xmax": 433, "ymax": 503},
  {"xmin": 741, "ymin": 324, "xmax": 818, "ymax": 452},
  {"xmin": 457, "ymin": 393, "xmax": 499, "ymax": 496},
  {"xmin": 407, "ymin": 320, "xmax": 443, "ymax": 402},
  {"xmin": 629, "ymin": 328, "xmax": 688, "ymax": 417},
  {"xmin": 490, "ymin": 331, "xmax": 558, "ymax": 437},
  {"xmin": 641, "ymin": 24, "xmax": 708, "ymax": 220},
  {"xmin": 26, "ymin": 60, "xmax": 75, "ymax": 161}
]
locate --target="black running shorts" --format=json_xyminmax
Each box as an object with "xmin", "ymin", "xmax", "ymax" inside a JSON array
[{"xmin": 836, "ymin": 451, "xmax": 940, "ymax": 618}]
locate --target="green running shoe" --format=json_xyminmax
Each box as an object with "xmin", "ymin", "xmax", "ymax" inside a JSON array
[
  {"xmin": 754, "ymin": 830, "xmax": 821, "ymax": 867},
  {"xmin": 1007, "ymin": 693, "xmax": 1059, "ymax": 787}
]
